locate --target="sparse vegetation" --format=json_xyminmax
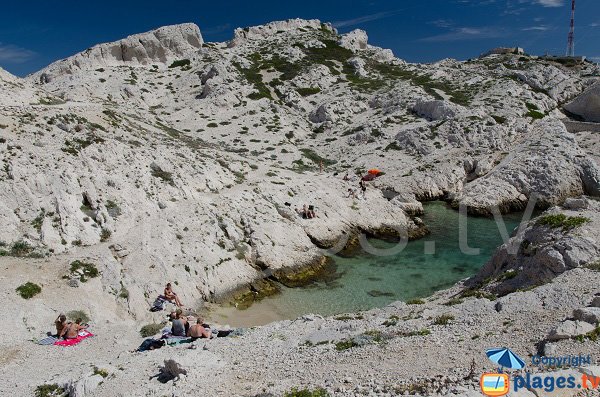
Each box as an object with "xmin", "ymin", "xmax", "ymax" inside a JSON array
[
  {"xmin": 406, "ymin": 298, "xmax": 425, "ymax": 305},
  {"xmin": 433, "ymin": 314, "xmax": 455, "ymax": 326},
  {"xmin": 93, "ymin": 367, "xmax": 109, "ymax": 378},
  {"xmin": 498, "ymin": 269, "xmax": 518, "ymax": 281},
  {"xmin": 9, "ymin": 240, "xmax": 34, "ymax": 257},
  {"xmin": 585, "ymin": 260, "xmax": 600, "ymax": 272},
  {"xmin": 444, "ymin": 298, "xmax": 464, "ymax": 306},
  {"xmin": 69, "ymin": 260, "xmax": 99, "ymax": 282},
  {"xmin": 168, "ymin": 59, "xmax": 191, "ymax": 69},
  {"xmin": 16, "ymin": 282, "xmax": 42, "ymax": 299},
  {"xmin": 284, "ymin": 387, "xmax": 329, "ymax": 397},
  {"xmin": 335, "ymin": 339, "xmax": 358, "ymax": 351},
  {"xmin": 460, "ymin": 288, "xmax": 497, "ymax": 301},
  {"xmin": 299, "ymin": 148, "xmax": 336, "ymax": 167},
  {"xmin": 150, "ymin": 164, "xmax": 175, "ymax": 186},
  {"xmin": 536, "ymin": 214, "xmax": 590, "ymax": 231},
  {"xmin": 140, "ymin": 323, "xmax": 165, "ymax": 337},
  {"xmin": 62, "ymin": 135, "xmax": 105, "ymax": 156},
  {"xmin": 67, "ymin": 310, "xmax": 90, "ymax": 324},
  {"xmin": 100, "ymin": 228, "xmax": 112, "ymax": 242},
  {"xmin": 35, "ymin": 384, "xmax": 66, "ymax": 397},
  {"xmin": 296, "ymin": 87, "xmax": 321, "ymax": 96}
]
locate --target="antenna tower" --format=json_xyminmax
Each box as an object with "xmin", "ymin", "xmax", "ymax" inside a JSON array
[{"xmin": 566, "ymin": 0, "xmax": 575, "ymax": 57}]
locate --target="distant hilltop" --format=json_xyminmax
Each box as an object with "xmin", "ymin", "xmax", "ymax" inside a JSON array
[{"xmin": 480, "ymin": 47, "xmax": 525, "ymax": 58}]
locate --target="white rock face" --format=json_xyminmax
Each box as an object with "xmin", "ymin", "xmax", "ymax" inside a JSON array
[
  {"xmin": 514, "ymin": 63, "xmax": 583, "ymax": 103},
  {"xmin": 339, "ymin": 29, "xmax": 368, "ymax": 51},
  {"xmin": 32, "ymin": 23, "xmax": 203, "ymax": 82},
  {"xmin": 0, "ymin": 17, "xmax": 598, "ymax": 331},
  {"xmin": 411, "ymin": 99, "xmax": 467, "ymax": 121},
  {"xmin": 230, "ymin": 19, "xmax": 328, "ymax": 46},
  {"xmin": 455, "ymin": 119, "xmax": 600, "ymax": 214},
  {"xmin": 564, "ymin": 81, "xmax": 600, "ymax": 122},
  {"xmin": 474, "ymin": 197, "xmax": 600, "ymax": 294}
]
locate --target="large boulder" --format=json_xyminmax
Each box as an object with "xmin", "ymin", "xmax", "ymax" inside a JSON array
[
  {"xmin": 564, "ymin": 81, "xmax": 600, "ymax": 123},
  {"xmin": 339, "ymin": 29, "xmax": 368, "ymax": 51},
  {"xmin": 411, "ymin": 99, "xmax": 466, "ymax": 121},
  {"xmin": 573, "ymin": 307, "xmax": 600, "ymax": 324},
  {"xmin": 547, "ymin": 320, "xmax": 595, "ymax": 341}
]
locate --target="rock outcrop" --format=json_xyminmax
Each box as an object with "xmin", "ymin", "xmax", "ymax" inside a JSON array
[
  {"xmin": 564, "ymin": 81, "xmax": 600, "ymax": 122},
  {"xmin": 32, "ymin": 23, "xmax": 203, "ymax": 83},
  {"xmin": 471, "ymin": 197, "xmax": 600, "ymax": 295}
]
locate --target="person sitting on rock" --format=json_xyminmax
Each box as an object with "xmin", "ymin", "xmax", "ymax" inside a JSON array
[
  {"xmin": 54, "ymin": 313, "xmax": 68, "ymax": 337},
  {"xmin": 347, "ymin": 188, "xmax": 357, "ymax": 199},
  {"xmin": 164, "ymin": 283, "xmax": 183, "ymax": 307},
  {"xmin": 296, "ymin": 205, "xmax": 308, "ymax": 219},
  {"xmin": 188, "ymin": 318, "xmax": 211, "ymax": 340},
  {"xmin": 60, "ymin": 318, "xmax": 87, "ymax": 340},
  {"xmin": 171, "ymin": 309, "xmax": 188, "ymax": 337},
  {"xmin": 308, "ymin": 205, "xmax": 316, "ymax": 219}
]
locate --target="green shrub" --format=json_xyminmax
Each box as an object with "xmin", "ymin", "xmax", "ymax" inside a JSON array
[
  {"xmin": 69, "ymin": 260, "xmax": 99, "ymax": 282},
  {"xmin": 93, "ymin": 367, "xmax": 109, "ymax": 378},
  {"xmin": 444, "ymin": 298, "xmax": 464, "ymax": 306},
  {"xmin": 491, "ymin": 115, "xmax": 507, "ymax": 124},
  {"xmin": 284, "ymin": 387, "xmax": 329, "ymax": 397},
  {"xmin": 406, "ymin": 298, "xmax": 425, "ymax": 305},
  {"xmin": 433, "ymin": 314, "xmax": 454, "ymax": 326},
  {"xmin": 585, "ymin": 260, "xmax": 600, "ymax": 272},
  {"xmin": 168, "ymin": 59, "xmax": 191, "ymax": 69},
  {"xmin": 460, "ymin": 288, "xmax": 496, "ymax": 301},
  {"xmin": 299, "ymin": 148, "xmax": 336, "ymax": 167},
  {"xmin": 402, "ymin": 328, "xmax": 431, "ymax": 337},
  {"xmin": 10, "ymin": 240, "xmax": 34, "ymax": 257},
  {"xmin": 100, "ymin": 228, "xmax": 112, "ymax": 242},
  {"xmin": 498, "ymin": 269, "xmax": 518, "ymax": 281},
  {"xmin": 67, "ymin": 310, "xmax": 90, "ymax": 324},
  {"xmin": 16, "ymin": 282, "xmax": 42, "ymax": 299},
  {"xmin": 296, "ymin": 87, "xmax": 321, "ymax": 96},
  {"xmin": 35, "ymin": 384, "xmax": 66, "ymax": 397},
  {"xmin": 31, "ymin": 209, "xmax": 46, "ymax": 232},
  {"xmin": 150, "ymin": 164, "xmax": 174, "ymax": 186},
  {"xmin": 118, "ymin": 287, "xmax": 129, "ymax": 299},
  {"xmin": 335, "ymin": 339, "xmax": 358, "ymax": 351},
  {"xmin": 140, "ymin": 323, "xmax": 165, "ymax": 337},
  {"xmin": 537, "ymin": 214, "xmax": 590, "ymax": 231}
]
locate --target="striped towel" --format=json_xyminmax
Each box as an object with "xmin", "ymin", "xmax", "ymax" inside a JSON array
[{"xmin": 38, "ymin": 336, "xmax": 59, "ymax": 345}]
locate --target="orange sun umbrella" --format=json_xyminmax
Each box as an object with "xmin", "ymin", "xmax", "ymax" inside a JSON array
[{"xmin": 368, "ymin": 168, "xmax": 381, "ymax": 175}]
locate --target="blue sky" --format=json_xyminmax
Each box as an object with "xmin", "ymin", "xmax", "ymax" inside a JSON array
[{"xmin": 1, "ymin": 0, "xmax": 598, "ymax": 76}]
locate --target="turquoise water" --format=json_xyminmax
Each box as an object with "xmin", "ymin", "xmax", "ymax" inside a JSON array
[{"xmin": 213, "ymin": 202, "xmax": 526, "ymax": 326}]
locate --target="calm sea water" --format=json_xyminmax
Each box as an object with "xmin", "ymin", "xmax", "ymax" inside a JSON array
[{"xmin": 211, "ymin": 201, "xmax": 525, "ymax": 326}]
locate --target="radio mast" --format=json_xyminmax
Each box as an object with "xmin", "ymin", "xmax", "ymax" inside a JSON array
[{"xmin": 566, "ymin": 0, "xmax": 575, "ymax": 57}]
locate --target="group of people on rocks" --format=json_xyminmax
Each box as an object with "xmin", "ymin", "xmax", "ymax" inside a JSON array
[{"xmin": 168, "ymin": 308, "xmax": 212, "ymax": 339}]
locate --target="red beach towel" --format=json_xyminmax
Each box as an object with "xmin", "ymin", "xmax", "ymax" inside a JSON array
[{"xmin": 54, "ymin": 331, "xmax": 94, "ymax": 347}]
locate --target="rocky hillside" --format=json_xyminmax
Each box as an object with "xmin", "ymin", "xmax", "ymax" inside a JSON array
[
  {"xmin": 1, "ymin": 18, "xmax": 600, "ymax": 397},
  {"xmin": 0, "ymin": 19, "xmax": 599, "ymax": 316}
]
